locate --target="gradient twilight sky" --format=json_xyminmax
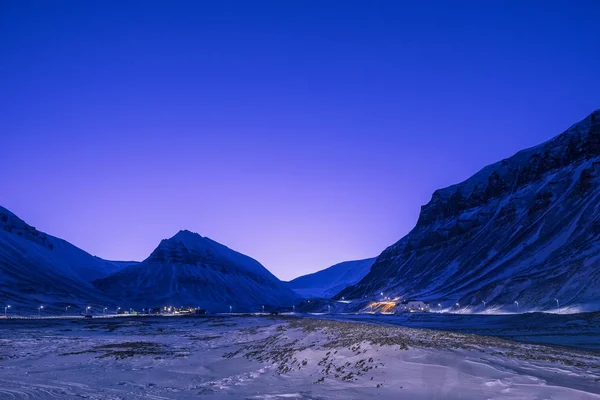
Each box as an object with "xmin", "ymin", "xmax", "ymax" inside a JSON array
[{"xmin": 1, "ymin": 1, "xmax": 599, "ymax": 280}]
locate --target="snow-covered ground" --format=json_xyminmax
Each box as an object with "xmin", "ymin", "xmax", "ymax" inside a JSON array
[{"xmin": 0, "ymin": 316, "xmax": 598, "ymax": 399}]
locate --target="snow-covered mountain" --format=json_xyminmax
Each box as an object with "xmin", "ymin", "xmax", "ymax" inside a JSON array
[
  {"xmin": 93, "ymin": 230, "xmax": 299, "ymax": 312},
  {"xmin": 0, "ymin": 206, "xmax": 129, "ymax": 311},
  {"xmin": 338, "ymin": 110, "xmax": 600, "ymax": 312},
  {"xmin": 0, "ymin": 207, "xmax": 297, "ymax": 313},
  {"xmin": 287, "ymin": 258, "xmax": 376, "ymax": 298}
]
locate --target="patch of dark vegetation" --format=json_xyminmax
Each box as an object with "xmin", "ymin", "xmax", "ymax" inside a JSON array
[
  {"xmin": 60, "ymin": 341, "xmax": 185, "ymax": 359},
  {"xmin": 222, "ymin": 348, "xmax": 245, "ymax": 359},
  {"xmin": 80, "ymin": 320, "xmax": 149, "ymax": 333},
  {"xmin": 189, "ymin": 335, "xmax": 221, "ymax": 341},
  {"xmin": 209, "ymin": 322, "xmax": 237, "ymax": 328},
  {"xmin": 240, "ymin": 327, "xmax": 259, "ymax": 335},
  {"xmin": 96, "ymin": 342, "xmax": 166, "ymax": 359}
]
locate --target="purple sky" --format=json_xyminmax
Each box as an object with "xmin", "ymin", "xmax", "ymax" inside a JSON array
[{"xmin": 1, "ymin": 1, "xmax": 599, "ymax": 280}]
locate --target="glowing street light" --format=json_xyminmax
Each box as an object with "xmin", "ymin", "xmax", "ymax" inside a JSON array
[
  {"xmin": 328, "ymin": 305, "xmax": 331, "ymax": 314},
  {"xmin": 514, "ymin": 301, "xmax": 519, "ymax": 311},
  {"xmin": 65, "ymin": 305, "xmax": 70, "ymax": 313},
  {"xmin": 555, "ymin": 298, "xmax": 559, "ymax": 309},
  {"xmin": 482, "ymin": 300, "xmax": 486, "ymax": 309},
  {"xmin": 4, "ymin": 305, "xmax": 10, "ymax": 317},
  {"xmin": 229, "ymin": 305, "xmax": 232, "ymax": 314},
  {"xmin": 292, "ymin": 305, "xmax": 295, "ymax": 313},
  {"xmin": 262, "ymin": 305, "xmax": 265, "ymax": 313},
  {"xmin": 103, "ymin": 307, "xmax": 107, "ymax": 316},
  {"xmin": 117, "ymin": 307, "xmax": 121, "ymax": 314},
  {"xmin": 86, "ymin": 306, "xmax": 91, "ymax": 315},
  {"xmin": 38, "ymin": 305, "xmax": 44, "ymax": 317},
  {"xmin": 455, "ymin": 303, "xmax": 460, "ymax": 307}
]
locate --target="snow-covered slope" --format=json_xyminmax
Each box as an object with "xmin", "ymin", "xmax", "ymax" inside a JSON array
[
  {"xmin": 338, "ymin": 109, "xmax": 600, "ymax": 312},
  {"xmin": 93, "ymin": 230, "xmax": 299, "ymax": 312},
  {"xmin": 287, "ymin": 258, "xmax": 376, "ymax": 298},
  {"xmin": 0, "ymin": 206, "xmax": 129, "ymax": 310}
]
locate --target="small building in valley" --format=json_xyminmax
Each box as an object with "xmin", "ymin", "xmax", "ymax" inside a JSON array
[{"xmin": 396, "ymin": 299, "xmax": 430, "ymax": 313}]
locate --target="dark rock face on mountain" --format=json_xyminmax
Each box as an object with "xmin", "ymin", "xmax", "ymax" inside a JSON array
[
  {"xmin": 93, "ymin": 230, "xmax": 299, "ymax": 312},
  {"xmin": 337, "ymin": 110, "xmax": 600, "ymax": 312},
  {"xmin": 287, "ymin": 258, "xmax": 376, "ymax": 299}
]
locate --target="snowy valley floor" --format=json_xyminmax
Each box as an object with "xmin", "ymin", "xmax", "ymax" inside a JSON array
[{"xmin": 0, "ymin": 316, "xmax": 599, "ymax": 399}]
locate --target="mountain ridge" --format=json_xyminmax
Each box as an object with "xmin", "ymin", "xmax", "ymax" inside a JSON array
[
  {"xmin": 0, "ymin": 205, "xmax": 127, "ymax": 311},
  {"xmin": 287, "ymin": 258, "xmax": 376, "ymax": 299},
  {"xmin": 93, "ymin": 230, "xmax": 299, "ymax": 312},
  {"xmin": 337, "ymin": 109, "xmax": 600, "ymax": 312},
  {"xmin": 0, "ymin": 209, "xmax": 296, "ymax": 313}
]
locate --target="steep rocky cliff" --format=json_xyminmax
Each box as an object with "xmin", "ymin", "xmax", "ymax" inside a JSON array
[{"xmin": 337, "ymin": 110, "xmax": 600, "ymax": 312}]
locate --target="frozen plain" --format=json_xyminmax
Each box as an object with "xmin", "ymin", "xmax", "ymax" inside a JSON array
[{"xmin": 0, "ymin": 315, "xmax": 599, "ymax": 399}]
